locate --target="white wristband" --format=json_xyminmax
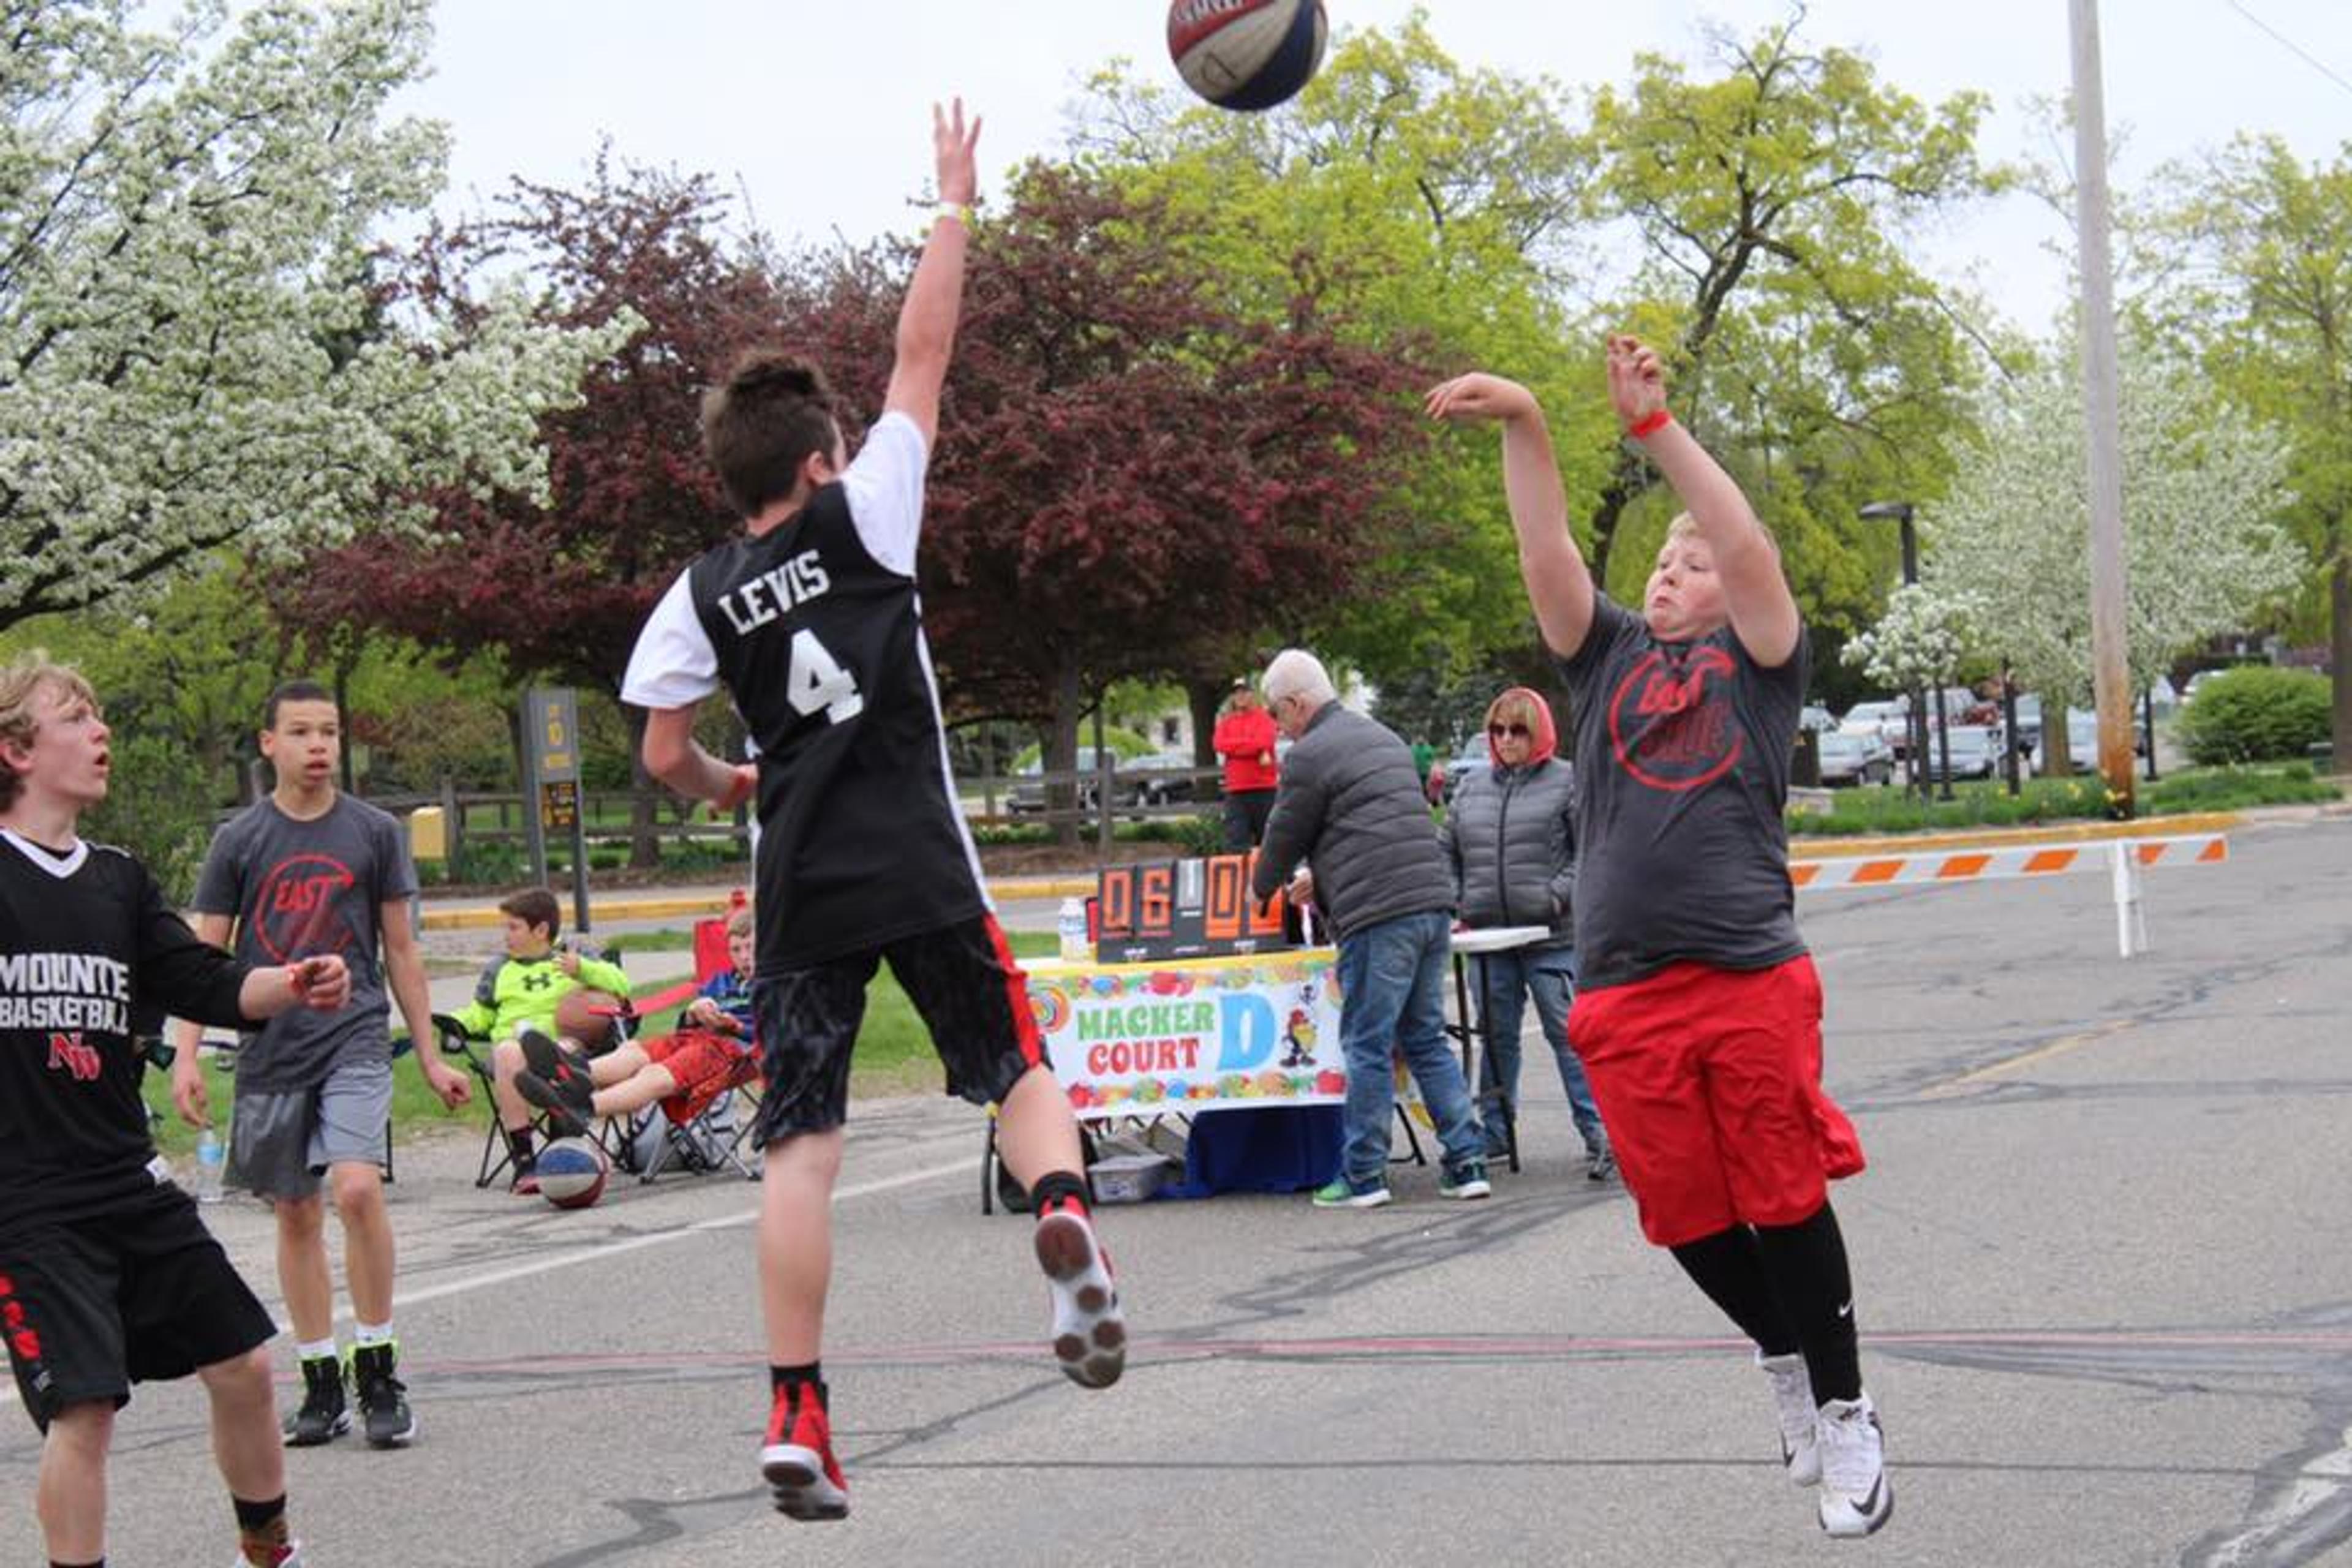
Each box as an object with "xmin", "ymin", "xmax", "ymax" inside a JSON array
[{"xmin": 935, "ymin": 201, "xmax": 973, "ymax": 228}]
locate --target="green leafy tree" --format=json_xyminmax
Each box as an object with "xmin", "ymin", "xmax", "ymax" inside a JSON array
[
  {"xmin": 1071, "ymin": 12, "xmax": 1605, "ymax": 695},
  {"xmin": 1582, "ymin": 18, "xmax": 2000, "ymax": 627},
  {"xmin": 0, "ymin": 0, "xmax": 624, "ymax": 631},
  {"xmin": 2142, "ymin": 135, "xmax": 2352, "ymax": 761}
]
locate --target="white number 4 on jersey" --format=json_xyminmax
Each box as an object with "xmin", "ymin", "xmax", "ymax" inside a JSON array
[{"xmin": 788, "ymin": 629, "xmax": 863, "ymax": 723}]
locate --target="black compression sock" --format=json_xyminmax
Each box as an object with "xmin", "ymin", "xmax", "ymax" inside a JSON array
[
  {"xmin": 1752, "ymin": 1202, "xmax": 1863, "ymax": 1404},
  {"xmin": 1669, "ymin": 1226, "xmax": 1800, "ymax": 1357},
  {"xmin": 771, "ymin": 1360, "xmax": 823, "ymax": 1395}
]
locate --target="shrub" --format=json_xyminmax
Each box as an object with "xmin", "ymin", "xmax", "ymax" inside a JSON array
[{"xmin": 2176, "ymin": 667, "xmax": 2331, "ymax": 764}]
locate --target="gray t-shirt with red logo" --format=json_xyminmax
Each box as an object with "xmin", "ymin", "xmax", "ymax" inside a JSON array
[
  {"xmin": 1555, "ymin": 594, "xmax": 1809, "ymax": 990},
  {"xmin": 190, "ymin": 794, "xmax": 413, "ymax": 1090}
]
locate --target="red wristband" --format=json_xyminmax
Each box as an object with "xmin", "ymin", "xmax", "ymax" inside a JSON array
[{"xmin": 1626, "ymin": 408, "xmax": 1673, "ymax": 439}]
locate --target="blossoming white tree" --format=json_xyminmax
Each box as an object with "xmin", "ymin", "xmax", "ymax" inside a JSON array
[
  {"xmin": 0, "ymin": 0, "xmax": 630, "ymax": 631},
  {"xmin": 1858, "ymin": 337, "xmax": 2302, "ymax": 766}
]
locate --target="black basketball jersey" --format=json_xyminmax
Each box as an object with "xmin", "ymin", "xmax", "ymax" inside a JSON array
[
  {"xmin": 0, "ymin": 832, "xmax": 252, "ymax": 1222},
  {"xmin": 679, "ymin": 473, "xmax": 987, "ymax": 973}
]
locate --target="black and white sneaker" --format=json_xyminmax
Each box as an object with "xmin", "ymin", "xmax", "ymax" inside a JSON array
[
  {"xmin": 281, "ymin": 1353, "xmax": 348, "ymax": 1446},
  {"xmin": 1758, "ymin": 1351, "xmax": 1820, "ymax": 1485},
  {"xmin": 1816, "ymin": 1393, "xmax": 1892, "ymax": 1537},
  {"xmin": 351, "ymin": 1342, "xmax": 417, "ymax": 1449},
  {"xmin": 516, "ymin": 1029, "xmax": 595, "ymax": 1137}
]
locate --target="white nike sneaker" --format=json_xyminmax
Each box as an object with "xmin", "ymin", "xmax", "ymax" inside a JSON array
[
  {"xmin": 1816, "ymin": 1393, "xmax": 1893, "ymax": 1537},
  {"xmin": 1758, "ymin": 1351, "xmax": 1821, "ymax": 1485}
]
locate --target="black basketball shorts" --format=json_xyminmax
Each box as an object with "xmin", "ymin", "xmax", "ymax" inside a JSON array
[
  {"xmin": 752, "ymin": 913, "xmax": 1047, "ymax": 1143},
  {"xmin": 1, "ymin": 1184, "xmax": 277, "ymax": 1432}
]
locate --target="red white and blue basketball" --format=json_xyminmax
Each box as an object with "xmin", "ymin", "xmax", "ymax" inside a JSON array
[
  {"xmin": 1168, "ymin": 0, "xmax": 1329, "ymax": 112},
  {"xmin": 537, "ymin": 1136, "xmax": 608, "ymax": 1210}
]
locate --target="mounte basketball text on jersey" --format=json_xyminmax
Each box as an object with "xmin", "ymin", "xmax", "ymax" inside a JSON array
[
  {"xmin": 0, "ymin": 949, "xmax": 133, "ymax": 1031},
  {"xmin": 712, "ymin": 549, "xmax": 831, "ymax": 636}
]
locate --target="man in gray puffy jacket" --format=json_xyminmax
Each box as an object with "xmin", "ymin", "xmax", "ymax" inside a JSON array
[
  {"xmin": 1441, "ymin": 685, "xmax": 1612, "ymax": 1180},
  {"xmin": 1250, "ymin": 649, "xmax": 1489, "ymax": 1208}
]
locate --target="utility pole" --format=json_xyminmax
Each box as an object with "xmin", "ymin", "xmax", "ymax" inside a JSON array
[{"xmin": 2070, "ymin": 0, "xmax": 2136, "ymax": 816}]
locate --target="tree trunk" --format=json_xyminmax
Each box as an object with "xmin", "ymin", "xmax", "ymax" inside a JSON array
[
  {"xmin": 1049, "ymin": 658, "xmax": 1085, "ymax": 849},
  {"xmin": 2331, "ymin": 516, "xmax": 2351, "ymax": 775},
  {"xmin": 622, "ymin": 703, "xmax": 662, "ymax": 870},
  {"xmin": 1188, "ymin": 680, "xmax": 1223, "ymax": 769}
]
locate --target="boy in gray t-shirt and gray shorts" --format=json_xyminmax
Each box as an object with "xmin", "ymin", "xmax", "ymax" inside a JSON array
[{"xmin": 172, "ymin": 680, "xmax": 471, "ymax": 1452}]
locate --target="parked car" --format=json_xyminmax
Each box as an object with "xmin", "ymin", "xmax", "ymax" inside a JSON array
[
  {"xmin": 1815, "ymin": 729, "xmax": 1895, "ymax": 788},
  {"xmin": 1439, "ymin": 735, "xmax": 1491, "ymax": 805},
  {"xmin": 1120, "ymin": 750, "xmax": 1210, "ymax": 808},
  {"xmin": 1798, "ymin": 704, "xmax": 1839, "ymax": 734},
  {"xmin": 1839, "ymin": 699, "xmax": 1910, "ymax": 757},
  {"xmin": 1006, "ymin": 746, "xmax": 1121, "ymax": 814},
  {"xmin": 1913, "ymin": 723, "xmax": 2006, "ymax": 782}
]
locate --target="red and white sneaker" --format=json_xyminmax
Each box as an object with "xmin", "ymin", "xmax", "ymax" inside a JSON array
[
  {"xmin": 759, "ymin": 1380, "xmax": 848, "ymax": 1522},
  {"xmin": 1034, "ymin": 1199, "xmax": 1126, "ymax": 1389}
]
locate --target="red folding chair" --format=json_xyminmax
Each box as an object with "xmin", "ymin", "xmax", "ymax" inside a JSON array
[{"xmin": 619, "ymin": 891, "xmax": 763, "ymax": 1183}]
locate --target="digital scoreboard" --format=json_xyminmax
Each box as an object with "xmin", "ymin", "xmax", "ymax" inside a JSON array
[{"xmin": 1090, "ymin": 852, "xmax": 1294, "ymax": 963}]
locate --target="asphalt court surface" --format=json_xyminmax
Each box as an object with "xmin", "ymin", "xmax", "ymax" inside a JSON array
[{"xmin": 6, "ymin": 813, "xmax": 2352, "ymax": 1565}]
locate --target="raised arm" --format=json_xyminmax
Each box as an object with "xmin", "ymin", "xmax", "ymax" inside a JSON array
[
  {"xmin": 881, "ymin": 99, "xmax": 981, "ymax": 450},
  {"xmin": 1425, "ymin": 374, "xmax": 1595, "ymax": 658},
  {"xmin": 1607, "ymin": 335, "xmax": 1799, "ymax": 668}
]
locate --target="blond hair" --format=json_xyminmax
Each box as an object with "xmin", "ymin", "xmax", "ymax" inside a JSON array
[
  {"xmin": 0, "ymin": 653, "xmax": 99, "ymax": 812},
  {"xmin": 726, "ymin": 905, "xmax": 755, "ymax": 940},
  {"xmin": 1484, "ymin": 690, "xmax": 1542, "ymax": 734}
]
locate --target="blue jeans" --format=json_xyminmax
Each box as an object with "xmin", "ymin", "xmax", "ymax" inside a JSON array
[
  {"xmin": 1476, "ymin": 944, "xmax": 1607, "ymax": 1152},
  {"xmin": 1333, "ymin": 910, "xmax": 1485, "ymax": 1186}
]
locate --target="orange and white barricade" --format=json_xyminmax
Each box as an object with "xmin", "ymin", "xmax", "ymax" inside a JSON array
[{"xmin": 1790, "ymin": 832, "xmax": 2228, "ymax": 957}]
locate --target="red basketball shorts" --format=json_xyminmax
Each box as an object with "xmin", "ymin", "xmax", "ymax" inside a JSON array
[
  {"xmin": 1569, "ymin": 954, "xmax": 1864, "ymax": 1247},
  {"xmin": 643, "ymin": 1028, "xmax": 758, "ymax": 1123}
]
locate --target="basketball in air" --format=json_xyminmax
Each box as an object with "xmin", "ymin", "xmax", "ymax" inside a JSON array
[
  {"xmin": 537, "ymin": 1137, "xmax": 608, "ymax": 1210},
  {"xmin": 1167, "ymin": 0, "xmax": 1329, "ymax": 111}
]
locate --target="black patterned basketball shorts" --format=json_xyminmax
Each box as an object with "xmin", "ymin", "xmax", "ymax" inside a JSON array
[{"xmin": 751, "ymin": 914, "xmax": 1047, "ymax": 1143}]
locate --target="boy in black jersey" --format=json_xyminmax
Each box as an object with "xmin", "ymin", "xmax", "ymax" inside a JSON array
[
  {"xmin": 621, "ymin": 100, "xmax": 1124, "ymax": 1524},
  {"xmin": 1, "ymin": 654, "xmax": 351, "ymax": 1568}
]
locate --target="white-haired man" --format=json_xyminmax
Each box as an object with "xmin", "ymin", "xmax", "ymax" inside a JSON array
[{"xmin": 1248, "ymin": 649, "xmax": 1488, "ymax": 1207}]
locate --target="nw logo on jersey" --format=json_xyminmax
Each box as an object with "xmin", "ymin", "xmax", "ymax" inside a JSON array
[
  {"xmin": 253, "ymin": 852, "xmax": 360, "ymax": 963},
  {"xmin": 1605, "ymin": 646, "xmax": 1743, "ymax": 791},
  {"xmin": 715, "ymin": 548, "xmax": 831, "ymax": 636},
  {"xmin": 45, "ymin": 1032, "xmax": 101, "ymax": 1082}
]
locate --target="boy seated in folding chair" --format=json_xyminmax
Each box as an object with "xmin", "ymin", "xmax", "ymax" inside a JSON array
[
  {"xmin": 512, "ymin": 906, "xmax": 758, "ymax": 1162},
  {"xmin": 440, "ymin": 887, "xmax": 630, "ymax": 1194}
]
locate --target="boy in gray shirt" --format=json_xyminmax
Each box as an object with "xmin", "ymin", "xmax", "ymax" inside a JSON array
[{"xmin": 173, "ymin": 681, "xmax": 470, "ymax": 1450}]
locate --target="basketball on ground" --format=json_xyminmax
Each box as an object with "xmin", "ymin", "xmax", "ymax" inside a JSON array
[
  {"xmin": 1167, "ymin": 0, "xmax": 1328, "ymax": 111},
  {"xmin": 537, "ymin": 1137, "xmax": 608, "ymax": 1210}
]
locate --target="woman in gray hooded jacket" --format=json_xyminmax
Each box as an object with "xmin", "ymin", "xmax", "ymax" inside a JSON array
[{"xmin": 1441, "ymin": 686, "xmax": 1613, "ymax": 1180}]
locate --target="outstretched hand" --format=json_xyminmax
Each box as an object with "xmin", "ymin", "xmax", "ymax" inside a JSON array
[
  {"xmin": 1423, "ymin": 373, "xmax": 1539, "ymax": 426},
  {"xmin": 933, "ymin": 97, "xmax": 981, "ymax": 208},
  {"xmin": 288, "ymin": 955, "xmax": 350, "ymax": 1012},
  {"xmin": 1605, "ymin": 334, "xmax": 1667, "ymax": 429}
]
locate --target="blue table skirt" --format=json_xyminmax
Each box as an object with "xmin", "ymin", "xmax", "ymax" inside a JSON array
[{"xmin": 1158, "ymin": 1103, "xmax": 1343, "ymax": 1199}]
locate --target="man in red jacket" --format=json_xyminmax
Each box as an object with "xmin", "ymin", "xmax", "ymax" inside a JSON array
[{"xmin": 1212, "ymin": 679, "xmax": 1280, "ymax": 850}]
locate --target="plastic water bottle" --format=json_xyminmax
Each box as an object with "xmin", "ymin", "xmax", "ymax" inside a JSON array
[
  {"xmin": 193, "ymin": 1126, "xmax": 225, "ymax": 1204},
  {"xmin": 1057, "ymin": 897, "xmax": 1090, "ymax": 964}
]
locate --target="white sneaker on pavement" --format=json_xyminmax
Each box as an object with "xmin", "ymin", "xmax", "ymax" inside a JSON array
[
  {"xmin": 1758, "ymin": 1351, "xmax": 1821, "ymax": 1485},
  {"xmin": 1816, "ymin": 1393, "xmax": 1893, "ymax": 1538}
]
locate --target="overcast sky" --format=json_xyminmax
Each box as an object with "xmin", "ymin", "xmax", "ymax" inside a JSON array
[{"xmin": 402, "ymin": 2, "xmax": 2352, "ymax": 331}]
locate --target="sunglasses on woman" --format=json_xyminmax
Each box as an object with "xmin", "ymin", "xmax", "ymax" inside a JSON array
[{"xmin": 1487, "ymin": 722, "xmax": 1531, "ymax": 739}]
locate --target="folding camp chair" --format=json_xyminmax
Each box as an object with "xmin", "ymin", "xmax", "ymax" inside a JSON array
[{"xmin": 616, "ymin": 890, "xmax": 764, "ymax": 1184}]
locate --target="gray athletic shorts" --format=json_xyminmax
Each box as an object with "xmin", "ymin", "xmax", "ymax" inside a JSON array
[{"xmin": 227, "ymin": 1059, "xmax": 393, "ymax": 1200}]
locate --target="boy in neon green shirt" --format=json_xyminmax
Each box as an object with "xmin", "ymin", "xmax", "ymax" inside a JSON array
[{"xmin": 451, "ymin": 888, "xmax": 630, "ymax": 1193}]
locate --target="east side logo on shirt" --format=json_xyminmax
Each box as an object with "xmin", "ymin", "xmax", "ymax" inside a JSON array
[
  {"xmin": 0, "ymin": 951, "xmax": 132, "ymax": 1036},
  {"xmin": 1605, "ymin": 646, "xmax": 1743, "ymax": 791},
  {"xmin": 714, "ymin": 548, "xmax": 830, "ymax": 636},
  {"xmin": 255, "ymin": 852, "xmax": 360, "ymax": 963}
]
